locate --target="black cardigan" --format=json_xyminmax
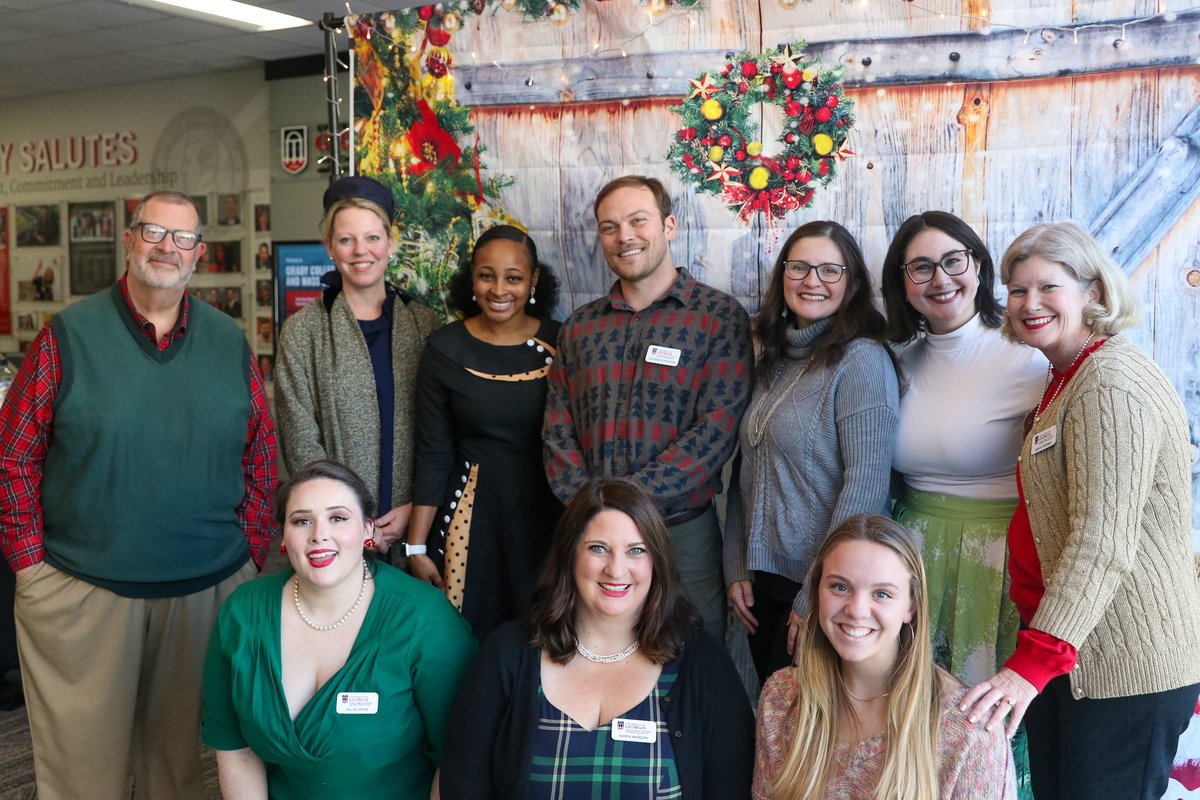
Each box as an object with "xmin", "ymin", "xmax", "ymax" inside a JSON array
[{"xmin": 439, "ymin": 619, "xmax": 755, "ymax": 799}]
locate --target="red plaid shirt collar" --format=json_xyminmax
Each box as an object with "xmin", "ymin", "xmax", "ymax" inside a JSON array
[{"xmin": 119, "ymin": 273, "xmax": 189, "ymax": 350}]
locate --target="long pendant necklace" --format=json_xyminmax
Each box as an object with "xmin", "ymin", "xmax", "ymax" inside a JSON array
[
  {"xmin": 575, "ymin": 638, "xmax": 639, "ymax": 664},
  {"xmin": 1032, "ymin": 332, "xmax": 1095, "ymax": 427},
  {"xmin": 293, "ymin": 562, "xmax": 369, "ymax": 631},
  {"xmin": 749, "ymin": 355, "xmax": 815, "ymax": 447}
]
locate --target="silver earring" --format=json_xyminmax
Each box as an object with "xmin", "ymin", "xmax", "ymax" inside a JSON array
[
  {"xmin": 780, "ymin": 308, "xmax": 787, "ymax": 318},
  {"xmin": 471, "ymin": 294, "xmax": 476, "ymax": 302},
  {"xmin": 529, "ymin": 287, "xmax": 536, "ymax": 305}
]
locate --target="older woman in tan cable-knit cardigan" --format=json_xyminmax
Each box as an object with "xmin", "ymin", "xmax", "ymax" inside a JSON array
[
  {"xmin": 275, "ymin": 176, "xmax": 439, "ymax": 553},
  {"xmin": 959, "ymin": 221, "xmax": 1200, "ymax": 800}
]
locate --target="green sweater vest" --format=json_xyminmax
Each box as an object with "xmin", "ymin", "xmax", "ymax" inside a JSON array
[{"xmin": 42, "ymin": 285, "xmax": 252, "ymax": 597}]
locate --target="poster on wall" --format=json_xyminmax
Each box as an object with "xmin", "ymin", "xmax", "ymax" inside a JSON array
[
  {"xmin": 69, "ymin": 241, "xmax": 117, "ymax": 296},
  {"xmin": 200, "ymin": 240, "xmax": 242, "ymax": 273},
  {"xmin": 190, "ymin": 285, "xmax": 244, "ymax": 319},
  {"xmin": 274, "ymin": 241, "xmax": 332, "ymax": 323},
  {"xmin": 68, "ymin": 202, "xmax": 116, "ymax": 242},
  {"xmin": 14, "ymin": 255, "xmax": 62, "ymax": 302},
  {"xmin": 15, "ymin": 205, "xmax": 61, "ymax": 248},
  {"xmin": 122, "ymin": 198, "xmax": 141, "ymax": 230},
  {"xmin": 0, "ymin": 207, "xmax": 10, "ymax": 335}
]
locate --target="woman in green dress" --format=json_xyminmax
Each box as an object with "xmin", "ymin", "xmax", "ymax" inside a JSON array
[{"xmin": 202, "ymin": 460, "xmax": 477, "ymax": 799}]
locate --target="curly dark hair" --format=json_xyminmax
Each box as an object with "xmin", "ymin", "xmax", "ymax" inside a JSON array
[
  {"xmin": 447, "ymin": 225, "xmax": 559, "ymax": 319},
  {"xmin": 754, "ymin": 220, "xmax": 891, "ymax": 386},
  {"xmin": 528, "ymin": 478, "xmax": 700, "ymax": 665},
  {"xmin": 880, "ymin": 211, "xmax": 1003, "ymax": 344}
]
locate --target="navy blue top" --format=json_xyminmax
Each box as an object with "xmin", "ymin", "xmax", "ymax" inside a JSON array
[{"xmin": 358, "ymin": 291, "xmax": 396, "ymax": 513}]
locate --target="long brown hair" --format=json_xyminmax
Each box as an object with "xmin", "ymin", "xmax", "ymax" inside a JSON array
[
  {"xmin": 754, "ymin": 221, "xmax": 891, "ymax": 386},
  {"xmin": 528, "ymin": 478, "xmax": 699, "ymax": 664},
  {"xmin": 771, "ymin": 515, "xmax": 949, "ymax": 800}
]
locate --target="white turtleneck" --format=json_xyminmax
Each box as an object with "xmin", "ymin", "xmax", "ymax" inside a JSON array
[{"xmin": 893, "ymin": 314, "xmax": 1047, "ymax": 499}]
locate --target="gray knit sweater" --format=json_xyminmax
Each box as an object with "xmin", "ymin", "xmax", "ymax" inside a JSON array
[
  {"xmin": 275, "ymin": 288, "xmax": 440, "ymax": 512},
  {"xmin": 724, "ymin": 320, "xmax": 900, "ymax": 614},
  {"xmin": 1019, "ymin": 334, "xmax": 1200, "ymax": 699}
]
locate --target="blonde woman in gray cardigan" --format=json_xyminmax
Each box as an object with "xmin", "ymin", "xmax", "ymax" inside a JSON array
[
  {"xmin": 961, "ymin": 221, "xmax": 1200, "ymax": 800},
  {"xmin": 725, "ymin": 221, "xmax": 899, "ymax": 683},
  {"xmin": 276, "ymin": 177, "xmax": 440, "ymax": 552}
]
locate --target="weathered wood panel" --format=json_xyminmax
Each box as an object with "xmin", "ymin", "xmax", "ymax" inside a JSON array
[
  {"xmin": 454, "ymin": 10, "xmax": 1200, "ymax": 106},
  {"xmin": 454, "ymin": 1, "xmax": 1200, "ymax": 550}
]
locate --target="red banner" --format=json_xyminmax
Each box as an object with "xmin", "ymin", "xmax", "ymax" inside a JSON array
[{"xmin": 0, "ymin": 207, "xmax": 10, "ymax": 336}]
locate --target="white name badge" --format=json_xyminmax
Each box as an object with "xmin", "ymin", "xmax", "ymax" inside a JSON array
[
  {"xmin": 645, "ymin": 345, "xmax": 681, "ymax": 367},
  {"xmin": 335, "ymin": 692, "xmax": 379, "ymax": 715},
  {"xmin": 610, "ymin": 717, "xmax": 657, "ymax": 744},
  {"xmin": 1031, "ymin": 426, "xmax": 1057, "ymax": 455}
]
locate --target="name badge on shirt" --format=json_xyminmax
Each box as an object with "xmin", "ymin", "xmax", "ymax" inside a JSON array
[
  {"xmin": 1031, "ymin": 425, "xmax": 1057, "ymax": 455},
  {"xmin": 610, "ymin": 717, "xmax": 657, "ymax": 743},
  {"xmin": 645, "ymin": 345, "xmax": 681, "ymax": 367},
  {"xmin": 335, "ymin": 692, "xmax": 379, "ymax": 715}
]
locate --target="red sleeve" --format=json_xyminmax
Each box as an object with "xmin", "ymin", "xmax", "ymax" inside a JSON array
[
  {"xmin": 0, "ymin": 326, "xmax": 61, "ymax": 571},
  {"xmin": 238, "ymin": 356, "xmax": 278, "ymax": 570},
  {"xmin": 1004, "ymin": 628, "xmax": 1078, "ymax": 692}
]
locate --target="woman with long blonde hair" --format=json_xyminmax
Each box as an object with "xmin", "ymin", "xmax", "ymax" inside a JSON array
[{"xmin": 753, "ymin": 515, "xmax": 1015, "ymax": 800}]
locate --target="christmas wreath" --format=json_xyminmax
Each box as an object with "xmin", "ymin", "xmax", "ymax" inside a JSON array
[{"xmin": 667, "ymin": 41, "xmax": 855, "ymax": 224}]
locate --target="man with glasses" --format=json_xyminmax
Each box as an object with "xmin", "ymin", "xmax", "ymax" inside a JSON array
[
  {"xmin": 0, "ymin": 191, "xmax": 276, "ymax": 800},
  {"xmin": 543, "ymin": 175, "xmax": 752, "ymax": 640}
]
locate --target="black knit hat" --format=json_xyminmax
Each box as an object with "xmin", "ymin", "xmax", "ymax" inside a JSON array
[{"xmin": 322, "ymin": 175, "xmax": 394, "ymax": 220}]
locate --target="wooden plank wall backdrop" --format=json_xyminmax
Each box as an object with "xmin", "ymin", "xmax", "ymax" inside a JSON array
[{"xmin": 442, "ymin": 0, "xmax": 1200, "ymax": 561}]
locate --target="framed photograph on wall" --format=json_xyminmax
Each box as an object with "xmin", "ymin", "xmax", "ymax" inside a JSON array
[
  {"xmin": 200, "ymin": 240, "xmax": 241, "ymax": 273},
  {"xmin": 68, "ymin": 202, "xmax": 116, "ymax": 242},
  {"xmin": 190, "ymin": 195, "xmax": 208, "ymax": 227},
  {"xmin": 70, "ymin": 240, "xmax": 117, "ymax": 296},
  {"xmin": 217, "ymin": 193, "xmax": 241, "ymax": 226},
  {"xmin": 123, "ymin": 197, "xmax": 141, "ymax": 230},
  {"xmin": 15, "ymin": 205, "xmax": 61, "ymax": 247},
  {"xmin": 15, "ymin": 255, "xmax": 63, "ymax": 302}
]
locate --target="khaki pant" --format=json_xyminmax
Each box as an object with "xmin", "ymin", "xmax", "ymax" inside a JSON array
[{"xmin": 15, "ymin": 560, "xmax": 255, "ymax": 800}]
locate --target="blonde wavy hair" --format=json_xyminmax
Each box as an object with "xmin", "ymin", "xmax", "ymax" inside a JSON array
[
  {"xmin": 999, "ymin": 221, "xmax": 1142, "ymax": 341},
  {"xmin": 770, "ymin": 515, "xmax": 950, "ymax": 800}
]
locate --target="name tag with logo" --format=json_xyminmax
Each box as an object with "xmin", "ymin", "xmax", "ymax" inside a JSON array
[
  {"xmin": 610, "ymin": 717, "xmax": 657, "ymax": 743},
  {"xmin": 335, "ymin": 692, "xmax": 378, "ymax": 714},
  {"xmin": 1031, "ymin": 426, "xmax": 1057, "ymax": 455},
  {"xmin": 645, "ymin": 345, "xmax": 681, "ymax": 367}
]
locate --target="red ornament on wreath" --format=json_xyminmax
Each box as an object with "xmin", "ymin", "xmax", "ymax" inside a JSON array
[{"xmin": 667, "ymin": 40, "xmax": 856, "ymax": 228}]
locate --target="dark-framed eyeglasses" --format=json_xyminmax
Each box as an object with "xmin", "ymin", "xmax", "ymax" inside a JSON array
[
  {"xmin": 134, "ymin": 222, "xmax": 202, "ymax": 251},
  {"xmin": 783, "ymin": 260, "xmax": 847, "ymax": 283},
  {"xmin": 902, "ymin": 250, "xmax": 972, "ymax": 284}
]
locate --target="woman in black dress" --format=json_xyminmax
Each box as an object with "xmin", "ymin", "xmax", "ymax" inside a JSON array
[{"xmin": 408, "ymin": 225, "xmax": 562, "ymax": 640}]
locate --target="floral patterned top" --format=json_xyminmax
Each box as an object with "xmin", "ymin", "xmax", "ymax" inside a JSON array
[{"xmin": 753, "ymin": 669, "xmax": 1016, "ymax": 799}]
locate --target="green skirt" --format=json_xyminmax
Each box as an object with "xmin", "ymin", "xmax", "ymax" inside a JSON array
[{"xmin": 895, "ymin": 486, "xmax": 1032, "ymax": 800}]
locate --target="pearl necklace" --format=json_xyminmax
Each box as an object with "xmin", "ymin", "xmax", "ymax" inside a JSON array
[
  {"xmin": 575, "ymin": 638, "xmax": 639, "ymax": 664},
  {"xmin": 1033, "ymin": 332, "xmax": 1095, "ymax": 427},
  {"xmin": 293, "ymin": 562, "xmax": 369, "ymax": 631}
]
